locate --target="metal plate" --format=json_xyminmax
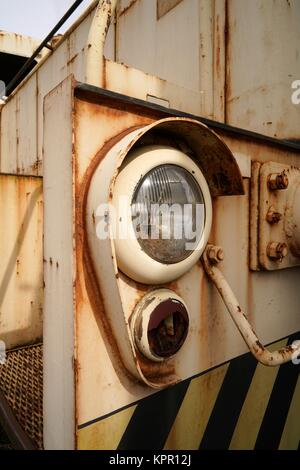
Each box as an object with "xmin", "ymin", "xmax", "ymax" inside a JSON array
[
  {"xmin": 0, "ymin": 175, "xmax": 43, "ymax": 350},
  {"xmin": 252, "ymin": 161, "xmax": 300, "ymax": 270}
]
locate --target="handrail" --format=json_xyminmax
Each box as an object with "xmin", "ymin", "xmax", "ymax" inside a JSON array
[{"xmin": 202, "ymin": 245, "xmax": 300, "ymax": 366}]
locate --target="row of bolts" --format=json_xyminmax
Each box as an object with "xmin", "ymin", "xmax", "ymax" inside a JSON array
[
  {"xmin": 207, "ymin": 171, "xmax": 290, "ymax": 264},
  {"xmin": 266, "ymin": 171, "xmax": 289, "ymax": 261}
]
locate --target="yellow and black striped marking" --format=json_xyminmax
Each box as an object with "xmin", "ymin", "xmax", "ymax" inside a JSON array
[{"xmin": 78, "ymin": 333, "xmax": 300, "ymax": 450}]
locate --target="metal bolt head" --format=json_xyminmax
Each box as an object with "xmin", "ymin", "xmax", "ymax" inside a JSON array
[
  {"xmin": 266, "ymin": 207, "xmax": 282, "ymax": 225},
  {"xmin": 207, "ymin": 245, "xmax": 224, "ymax": 264},
  {"xmin": 268, "ymin": 171, "xmax": 289, "ymax": 190},
  {"xmin": 267, "ymin": 242, "xmax": 288, "ymax": 261}
]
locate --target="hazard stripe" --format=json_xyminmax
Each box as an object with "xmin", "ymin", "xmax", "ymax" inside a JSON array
[
  {"xmin": 279, "ymin": 376, "xmax": 300, "ymax": 450},
  {"xmin": 254, "ymin": 334, "xmax": 300, "ymax": 449},
  {"xmin": 117, "ymin": 379, "xmax": 190, "ymax": 450},
  {"xmin": 199, "ymin": 352, "xmax": 257, "ymax": 449},
  {"xmin": 229, "ymin": 340, "xmax": 286, "ymax": 450},
  {"xmin": 163, "ymin": 364, "xmax": 229, "ymax": 450},
  {"xmin": 77, "ymin": 333, "xmax": 300, "ymax": 450},
  {"xmin": 78, "ymin": 405, "xmax": 137, "ymax": 450}
]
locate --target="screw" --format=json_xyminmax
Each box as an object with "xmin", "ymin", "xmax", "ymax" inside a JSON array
[
  {"xmin": 268, "ymin": 171, "xmax": 289, "ymax": 190},
  {"xmin": 266, "ymin": 207, "xmax": 282, "ymax": 225},
  {"xmin": 267, "ymin": 242, "xmax": 288, "ymax": 261},
  {"xmin": 207, "ymin": 245, "xmax": 224, "ymax": 264}
]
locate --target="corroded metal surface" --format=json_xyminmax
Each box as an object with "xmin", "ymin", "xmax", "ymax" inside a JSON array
[
  {"xmin": 0, "ymin": 31, "xmax": 46, "ymax": 61},
  {"xmin": 0, "ymin": 175, "xmax": 43, "ymax": 350},
  {"xmin": 1, "ymin": 0, "xmax": 298, "ymax": 451},
  {"xmin": 225, "ymin": 0, "xmax": 300, "ymax": 139},
  {"xmin": 253, "ymin": 161, "xmax": 300, "ymax": 270},
  {"xmin": 73, "ymin": 85, "xmax": 300, "ymax": 434}
]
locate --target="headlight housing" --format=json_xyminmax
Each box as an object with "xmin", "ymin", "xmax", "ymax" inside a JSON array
[{"xmin": 112, "ymin": 145, "xmax": 212, "ymax": 284}]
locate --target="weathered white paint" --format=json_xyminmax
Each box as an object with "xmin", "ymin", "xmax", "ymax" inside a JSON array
[
  {"xmin": 43, "ymin": 76, "xmax": 75, "ymax": 450},
  {"xmin": 0, "ymin": 0, "xmax": 299, "ymax": 449},
  {"xmin": 75, "ymin": 90, "xmax": 300, "ymax": 426},
  {"xmin": 226, "ymin": 0, "xmax": 300, "ymax": 138},
  {"xmin": 0, "ymin": 31, "xmax": 47, "ymax": 60}
]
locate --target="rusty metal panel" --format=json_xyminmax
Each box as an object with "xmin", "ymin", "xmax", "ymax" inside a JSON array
[
  {"xmin": 0, "ymin": 75, "xmax": 39, "ymax": 175},
  {"xmin": 198, "ymin": 0, "xmax": 214, "ymax": 119},
  {"xmin": 252, "ymin": 161, "xmax": 300, "ymax": 270},
  {"xmin": 37, "ymin": 39, "xmax": 70, "ymax": 168},
  {"xmin": 0, "ymin": 0, "xmax": 298, "ymax": 450},
  {"xmin": 226, "ymin": 0, "xmax": 300, "ymax": 139},
  {"xmin": 213, "ymin": 0, "xmax": 226, "ymax": 122},
  {"xmin": 0, "ymin": 31, "xmax": 46, "ymax": 61},
  {"xmin": 0, "ymin": 0, "xmax": 215, "ymax": 178},
  {"xmin": 74, "ymin": 88, "xmax": 155, "ymax": 429},
  {"xmin": 116, "ymin": 0, "xmax": 208, "ymax": 97},
  {"xmin": 221, "ymin": 133, "xmax": 300, "ymax": 341},
  {"xmin": 73, "ymin": 86, "xmax": 300, "ymax": 436},
  {"xmin": 77, "ymin": 336, "xmax": 299, "ymax": 450},
  {"xmin": 115, "ymin": 0, "xmax": 228, "ymax": 119},
  {"xmin": 104, "ymin": 60, "xmax": 204, "ymax": 115},
  {"xmin": 0, "ymin": 96, "xmax": 17, "ymax": 174},
  {"xmin": 0, "ymin": 174, "xmax": 43, "ymax": 350},
  {"xmin": 43, "ymin": 76, "xmax": 75, "ymax": 450},
  {"xmin": 17, "ymin": 75, "xmax": 40, "ymax": 175},
  {"xmin": 0, "ymin": 5, "xmax": 97, "ymax": 176}
]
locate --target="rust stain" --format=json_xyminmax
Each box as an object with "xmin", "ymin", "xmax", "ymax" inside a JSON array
[
  {"xmin": 67, "ymin": 53, "xmax": 79, "ymax": 67},
  {"xmin": 199, "ymin": 265, "xmax": 216, "ymax": 368},
  {"xmin": 74, "ymin": 101, "xmax": 217, "ymax": 392},
  {"xmin": 102, "ymin": 57, "xmax": 107, "ymax": 91},
  {"xmin": 30, "ymin": 159, "xmax": 42, "ymax": 175},
  {"xmin": 255, "ymin": 340, "xmax": 264, "ymax": 351},
  {"xmin": 136, "ymin": 348, "xmax": 177, "ymax": 385},
  {"xmin": 215, "ymin": 15, "xmax": 221, "ymax": 78},
  {"xmin": 224, "ymin": 0, "xmax": 231, "ymax": 124},
  {"xmin": 279, "ymin": 345, "xmax": 294, "ymax": 355},
  {"xmin": 73, "ymin": 113, "xmax": 151, "ymax": 427},
  {"xmin": 51, "ymin": 35, "xmax": 63, "ymax": 49},
  {"xmin": 121, "ymin": 275, "xmax": 151, "ymax": 317},
  {"xmin": 119, "ymin": 0, "xmax": 139, "ymax": 17},
  {"xmin": 74, "ymin": 120, "xmax": 151, "ymax": 390}
]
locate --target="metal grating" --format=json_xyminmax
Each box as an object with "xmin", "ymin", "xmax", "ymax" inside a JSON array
[{"xmin": 0, "ymin": 344, "xmax": 43, "ymax": 449}]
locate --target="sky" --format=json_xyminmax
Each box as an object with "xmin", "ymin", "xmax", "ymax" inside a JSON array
[{"xmin": 0, "ymin": 0, "xmax": 93, "ymax": 39}]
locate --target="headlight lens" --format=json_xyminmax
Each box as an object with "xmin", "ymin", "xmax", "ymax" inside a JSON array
[{"xmin": 131, "ymin": 164, "xmax": 205, "ymax": 264}]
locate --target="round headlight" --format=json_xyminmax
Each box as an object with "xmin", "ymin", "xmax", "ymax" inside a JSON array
[
  {"xmin": 132, "ymin": 164, "xmax": 205, "ymax": 264},
  {"xmin": 112, "ymin": 145, "xmax": 212, "ymax": 284}
]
